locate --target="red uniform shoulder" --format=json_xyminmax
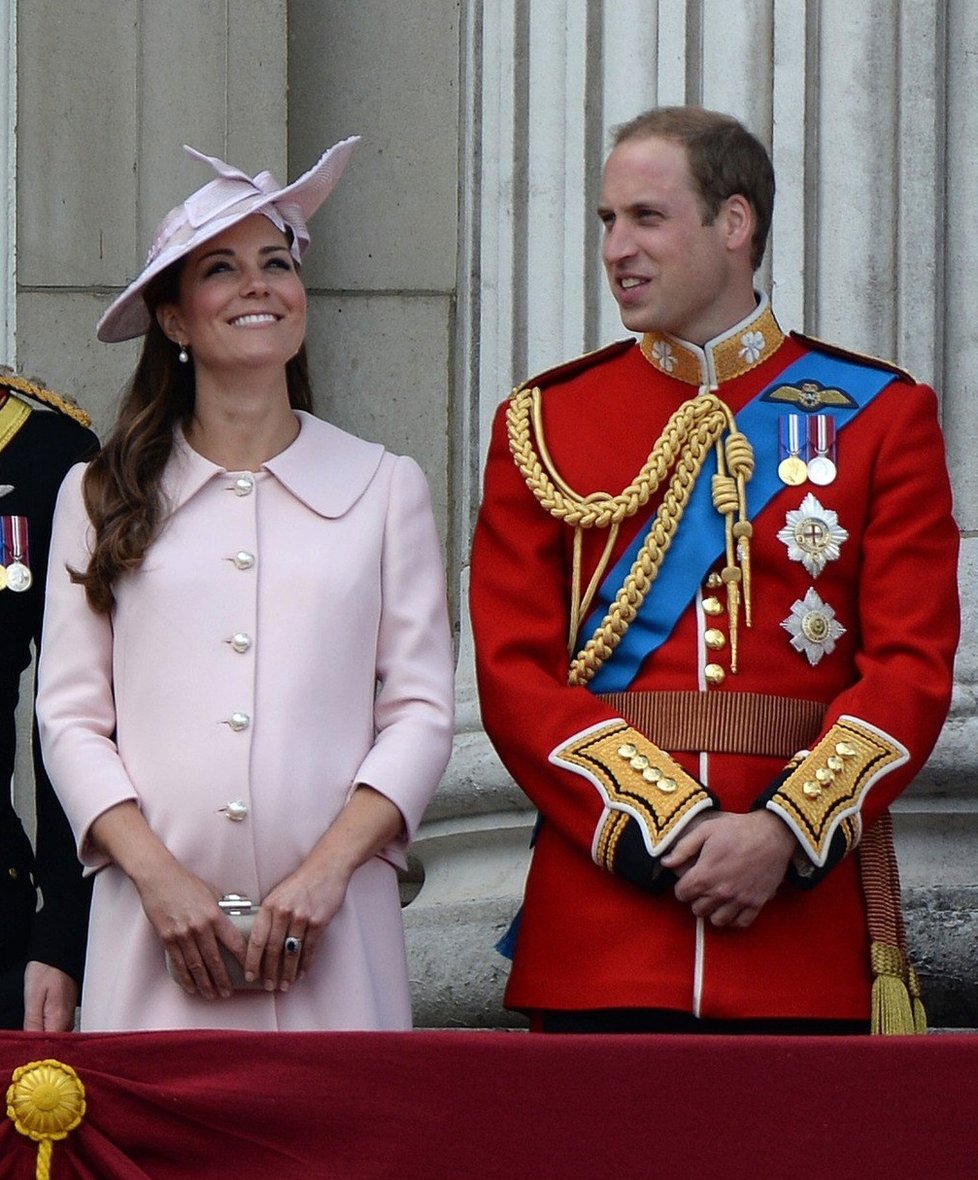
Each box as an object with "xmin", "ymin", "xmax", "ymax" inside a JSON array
[
  {"xmin": 789, "ymin": 331, "xmax": 918, "ymax": 385},
  {"xmin": 515, "ymin": 339, "xmax": 636, "ymax": 394}
]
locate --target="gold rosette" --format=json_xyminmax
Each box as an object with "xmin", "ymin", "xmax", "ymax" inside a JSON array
[{"xmin": 7, "ymin": 1058, "xmax": 86, "ymax": 1179}]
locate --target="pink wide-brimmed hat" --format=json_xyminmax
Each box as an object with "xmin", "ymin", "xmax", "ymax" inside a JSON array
[{"xmin": 97, "ymin": 135, "xmax": 360, "ymax": 343}]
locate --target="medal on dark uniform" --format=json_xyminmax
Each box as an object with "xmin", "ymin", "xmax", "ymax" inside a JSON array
[
  {"xmin": 807, "ymin": 415, "xmax": 837, "ymax": 486},
  {"xmin": 0, "ymin": 564, "xmax": 6, "ymax": 592},
  {"xmin": 778, "ymin": 414, "xmax": 808, "ymax": 485},
  {"xmin": 1, "ymin": 514, "xmax": 32, "ymax": 592}
]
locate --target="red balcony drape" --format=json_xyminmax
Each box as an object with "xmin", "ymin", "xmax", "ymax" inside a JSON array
[{"xmin": 2, "ymin": 1029, "xmax": 976, "ymax": 1179}]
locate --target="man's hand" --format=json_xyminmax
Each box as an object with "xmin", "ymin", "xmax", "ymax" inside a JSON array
[
  {"xmin": 661, "ymin": 810, "xmax": 797, "ymax": 928},
  {"xmin": 23, "ymin": 962, "xmax": 79, "ymax": 1032}
]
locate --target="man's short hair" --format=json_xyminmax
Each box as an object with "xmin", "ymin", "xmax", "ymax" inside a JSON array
[{"xmin": 612, "ymin": 107, "xmax": 775, "ymax": 271}]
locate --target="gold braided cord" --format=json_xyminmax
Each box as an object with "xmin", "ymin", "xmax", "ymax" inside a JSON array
[
  {"xmin": 509, "ymin": 385, "xmax": 719, "ymax": 528},
  {"xmin": 0, "ymin": 370, "xmax": 92, "ymax": 428},
  {"xmin": 507, "ymin": 383, "xmax": 754, "ymax": 687}
]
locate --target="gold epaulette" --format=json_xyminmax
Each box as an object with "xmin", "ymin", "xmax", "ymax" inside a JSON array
[
  {"xmin": 510, "ymin": 338, "xmax": 636, "ymax": 399},
  {"xmin": 789, "ymin": 332, "xmax": 917, "ymax": 385},
  {"xmin": 0, "ymin": 369, "xmax": 92, "ymax": 428}
]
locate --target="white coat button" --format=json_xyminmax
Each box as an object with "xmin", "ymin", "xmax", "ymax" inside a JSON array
[
  {"xmin": 228, "ymin": 712, "xmax": 250, "ymax": 731},
  {"xmin": 233, "ymin": 474, "xmax": 255, "ymax": 496},
  {"xmin": 230, "ymin": 632, "xmax": 252, "ymax": 653},
  {"xmin": 225, "ymin": 800, "xmax": 249, "ymax": 822},
  {"xmin": 233, "ymin": 551, "xmax": 255, "ymax": 570}
]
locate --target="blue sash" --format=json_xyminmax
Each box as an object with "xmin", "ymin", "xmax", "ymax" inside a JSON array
[{"xmin": 583, "ymin": 352, "xmax": 898, "ymax": 693}]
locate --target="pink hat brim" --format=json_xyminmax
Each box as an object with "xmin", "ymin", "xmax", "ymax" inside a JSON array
[{"xmin": 97, "ymin": 135, "xmax": 360, "ymax": 343}]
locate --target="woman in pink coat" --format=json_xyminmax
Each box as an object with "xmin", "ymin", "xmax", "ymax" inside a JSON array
[{"xmin": 36, "ymin": 138, "xmax": 455, "ymax": 1031}]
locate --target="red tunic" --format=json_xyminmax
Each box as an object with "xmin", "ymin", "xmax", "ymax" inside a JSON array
[{"xmin": 470, "ymin": 300, "xmax": 959, "ymax": 1020}]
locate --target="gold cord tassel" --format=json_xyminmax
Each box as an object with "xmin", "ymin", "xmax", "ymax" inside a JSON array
[
  {"xmin": 870, "ymin": 943, "xmax": 916, "ymax": 1035},
  {"xmin": 908, "ymin": 964, "xmax": 928, "ymax": 1033},
  {"xmin": 861, "ymin": 813, "xmax": 925, "ymax": 1035}
]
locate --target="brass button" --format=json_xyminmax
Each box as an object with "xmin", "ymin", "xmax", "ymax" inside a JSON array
[
  {"xmin": 658, "ymin": 778, "xmax": 677, "ymax": 794},
  {"xmin": 704, "ymin": 628, "xmax": 726, "ymax": 651},
  {"xmin": 642, "ymin": 766, "xmax": 662, "ymax": 784},
  {"xmin": 803, "ymin": 781, "xmax": 821, "ymax": 797},
  {"xmin": 617, "ymin": 743, "xmax": 637, "ymax": 759},
  {"xmin": 629, "ymin": 754, "xmax": 649, "ymax": 771},
  {"xmin": 815, "ymin": 767, "xmax": 834, "ymax": 784},
  {"xmin": 7, "ymin": 867, "xmax": 18, "ymax": 880},
  {"xmin": 705, "ymin": 572, "xmax": 723, "ymax": 590},
  {"xmin": 702, "ymin": 596, "xmax": 724, "ymax": 616},
  {"xmin": 704, "ymin": 663, "xmax": 725, "ymax": 686},
  {"xmin": 836, "ymin": 742, "xmax": 857, "ymax": 758}
]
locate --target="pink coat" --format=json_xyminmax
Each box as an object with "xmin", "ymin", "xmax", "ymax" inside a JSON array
[{"xmin": 37, "ymin": 412, "xmax": 454, "ymax": 1031}]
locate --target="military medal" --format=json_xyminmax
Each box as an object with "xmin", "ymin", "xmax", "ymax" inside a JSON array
[
  {"xmin": 0, "ymin": 564, "xmax": 6, "ymax": 591},
  {"xmin": 777, "ymin": 414, "xmax": 808, "ymax": 486},
  {"xmin": 777, "ymin": 493, "xmax": 849, "ymax": 578},
  {"xmin": 2, "ymin": 514, "xmax": 32, "ymax": 592},
  {"xmin": 781, "ymin": 587, "xmax": 846, "ymax": 666},
  {"xmin": 807, "ymin": 415, "xmax": 837, "ymax": 486}
]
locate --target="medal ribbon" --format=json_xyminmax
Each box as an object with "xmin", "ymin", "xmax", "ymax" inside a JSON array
[
  {"xmin": 780, "ymin": 413, "xmax": 803, "ymax": 460},
  {"xmin": 582, "ymin": 351, "xmax": 898, "ymax": 693},
  {"xmin": 811, "ymin": 414, "xmax": 836, "ymax": 457},
  {"xmin": 8, "ymin": 514, "xmax": 28, "ymax": 565}
]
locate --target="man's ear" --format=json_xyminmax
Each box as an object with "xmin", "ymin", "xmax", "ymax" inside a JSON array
[
  {"xmin": 156, "ymin": 304, "xmax": 185, "ymax": 345},
  {"xmin": 723, "ymin": 194, "xmax": 755, "ymax": 254}
]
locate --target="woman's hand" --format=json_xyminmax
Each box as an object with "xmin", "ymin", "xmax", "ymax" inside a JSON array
[
  {"xmin": 244, "ymin": 863, "xmax": 351, "ymax": 990},
  {"xmin": 134, "ymin": 858, "xmax": 248, "ymax": 999},
  {"xmin": 245, "ymin": 784, "xmax": 405, "ymax": 990},
  {"xmin": 89, "ymin": 800, "xmax": 247, "ymax": 999}
]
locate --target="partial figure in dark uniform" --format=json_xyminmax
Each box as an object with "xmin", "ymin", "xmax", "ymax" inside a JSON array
[
  {"xmin": 471, "ymin": 107, "xmax": 959, "ymax": 1034},
  {"xmin": 0, "ymin": 371, "xmax": 97, "ymax": 1029}
]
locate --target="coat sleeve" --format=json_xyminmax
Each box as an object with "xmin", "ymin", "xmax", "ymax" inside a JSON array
[
  {"xmin": 470, "ymin": 399, "xmax": 716, "ymax": 894},
  {"xmin": 352, "ymin": 455, "xmax": 455, "ymax": 847},
  {"xmin": 36, "ymin": 464, "xmax": 140, "ymax": 872},
  {"xmin": 755, "ymin": 381, "xmax": 960, "ymax": 884}
]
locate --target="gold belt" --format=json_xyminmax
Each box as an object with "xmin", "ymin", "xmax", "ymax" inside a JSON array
[{"xmin": 595, "ymin": 690, "xmax": 826, "ymax": 760}]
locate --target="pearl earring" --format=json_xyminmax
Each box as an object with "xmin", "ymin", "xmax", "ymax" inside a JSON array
[{"xmin": 178, "ymin": 345, "xmax": 190, "ymax": 364}]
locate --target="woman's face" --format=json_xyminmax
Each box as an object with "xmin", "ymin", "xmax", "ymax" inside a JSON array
[{"xmin": 159, "ymin": 213, "xmax": 307, "ymax": 378}]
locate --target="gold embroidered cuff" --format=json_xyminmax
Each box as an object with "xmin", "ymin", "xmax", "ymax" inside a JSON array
[
  {"xmin": 765, "ymin": 716, "xmax": 908, "ymax": 868},
  {"xmin": 550, "ymin": 720, "xmax": 715, "ymax": 865}
]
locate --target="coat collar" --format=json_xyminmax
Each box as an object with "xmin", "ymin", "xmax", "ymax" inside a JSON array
[{"xmin": 164, "ymin": 410, "xmax": 386, "ymax": 518}]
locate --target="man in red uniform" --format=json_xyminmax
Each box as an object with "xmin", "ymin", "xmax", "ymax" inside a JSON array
[{"xmin": 470, "ymin": 107, "xmax": 959, "ymax": 1033}]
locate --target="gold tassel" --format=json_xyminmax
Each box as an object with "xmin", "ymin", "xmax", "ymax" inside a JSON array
[
  {"xmin": 869, "ymin": 942, "xmax": 915, "ymax": 1035},
  {"xmin": 908, "ymin": 965, "xmax": 928, "ymax": 1034}
]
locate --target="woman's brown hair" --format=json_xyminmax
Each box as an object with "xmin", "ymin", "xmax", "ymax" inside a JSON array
[{"xmin": 73, "ymin": 262, "xmax": 313, "ymax": 613}]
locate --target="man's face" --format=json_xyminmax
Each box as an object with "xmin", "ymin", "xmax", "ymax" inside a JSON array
[{"xmin": 598, "ymin": 135, "xmax": 750, "ymax": 346}]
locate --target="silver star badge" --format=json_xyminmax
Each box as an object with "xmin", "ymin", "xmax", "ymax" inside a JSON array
[
  {"xmin": 781, "ymin": 587, "xmax": 846, "ymax": 666},
  {"xmin": 777, "ymin": 492, "xmax": 848, "ymax": 578}
]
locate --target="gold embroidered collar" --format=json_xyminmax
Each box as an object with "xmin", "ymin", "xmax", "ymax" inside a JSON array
[{"xmin": 639, "ymin": 293, "xmax": 785, "ymax": 386}]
